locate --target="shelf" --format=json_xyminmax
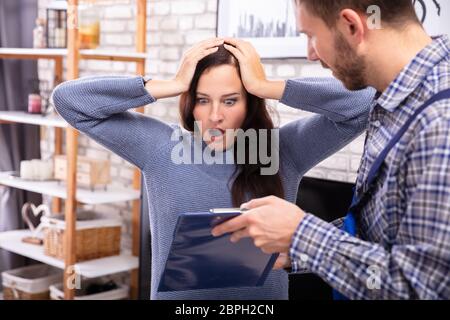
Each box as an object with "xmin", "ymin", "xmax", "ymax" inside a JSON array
[
  {"xmin": 0, "ymin": 48, "xmax": 66, "ymax": 59},
  {"xmin": 0, "ymin": 48, "xmax": 147, "ymax": 62},
  {"xmin": 80, "ymin": 50, "xmax": 148, "ymax": 62},
  {"xmin": 0, "ymin": 172, "xmax": 140, "ymax": 205},
  {"xmin": 0, "ymin": 111, "xmax": 67, "ymax": 128},
  {"xmin": 1, "ymin": 0, "xmax": 147, "ymax": 299},
  {"xmin": 0, "ymin": 230, "xmax": 139, "ymax": 278}
]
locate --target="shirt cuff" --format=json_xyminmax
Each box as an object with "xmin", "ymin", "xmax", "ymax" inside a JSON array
[{"xmin": 289, "ymin": 213, "xmax": 351, "ymax": 274}]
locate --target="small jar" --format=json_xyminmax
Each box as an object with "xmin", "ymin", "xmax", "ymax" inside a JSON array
[
  {"xmin": 79, "ymin": 4, "xmax": 100, "ymax": 49},
  {"xmin": 33, "ymin": 18, "xmax": 46, "ymax": 48},
  {"xmin": 28, "ymin": 94, "xmax": 42, "ymax": 114}
]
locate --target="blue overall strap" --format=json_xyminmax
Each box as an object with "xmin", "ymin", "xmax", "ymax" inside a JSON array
[
  {"xmin": 333, "ymin": 89, "xmax": 450, "ymax": 300},
  {"xmin": 365, "ymin": 88, "xmax": 450, "ymax": 190},
  {"xmin": 342, "ymin": 191, "xmax": 358, "ymax": 236}
]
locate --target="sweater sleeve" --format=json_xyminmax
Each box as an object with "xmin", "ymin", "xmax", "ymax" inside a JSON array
[
  {"xmin": 279, "ymin": 78, "xmax": 375, "ymax": 175},
  {"xmin": 51, "ymin": 76, "xmax": 174, "ymax": 170}
]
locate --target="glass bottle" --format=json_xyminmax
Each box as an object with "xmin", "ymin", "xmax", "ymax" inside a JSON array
[{"xmin": 79, "ymin": 3, "xmax": 100, "ymax": 49}]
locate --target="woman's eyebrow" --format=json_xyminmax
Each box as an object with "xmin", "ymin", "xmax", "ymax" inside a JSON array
[
  {"xmin": 196, "ymin": 92, "xmax": 241, "ymax": 98},
  {"xmin": 222, "ymin": 93, "xmax": 240, "ymax": 98}
]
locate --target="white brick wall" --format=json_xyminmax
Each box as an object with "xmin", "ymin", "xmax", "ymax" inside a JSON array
[
  {"xmin": 171, "ymin": 1, "xmax": 206, "ymax": 15},
  {"xmin": 149, "ymin": 2, "xmax": 171, "ymax": 16},
  {"xmin": 103, "ymin": 6, "xmax": 134, "ymax": 19},
  {"xmin": 38, "ymin": 0, "xmax": 365, "ymax": 250}
]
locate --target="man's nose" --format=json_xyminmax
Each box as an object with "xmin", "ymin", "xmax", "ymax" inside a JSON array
[{"xmin": 307, "ymin": 40, "xmax": 320, "ymax": 62}]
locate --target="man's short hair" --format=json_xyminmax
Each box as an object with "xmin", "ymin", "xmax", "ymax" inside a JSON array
[{"xmin": 295, "ymin": 0, "xmax": 420, "ymax": 28}]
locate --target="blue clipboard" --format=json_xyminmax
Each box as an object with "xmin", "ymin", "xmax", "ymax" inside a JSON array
[{"xmin": 158, "ymin": 208, "xmax": 278, "ymax": 292}]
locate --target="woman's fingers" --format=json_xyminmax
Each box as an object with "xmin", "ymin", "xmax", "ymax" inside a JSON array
[
  {"xmin": 195, "ymin": 38, "xmax": 224, "ymax": 53},
  {"xmin": 224, "ymin": 39, "xmax": 261, "ymax": 67},
  {"xmin": 224, "ymin": 38, "xmax": 248, "ymax": 58},
  {"xmin": 195, "ymin": 46, "xmax": 219, "ymax": 61},
  {"xmin": 174, "ymin": 38, "xmax": 224, "ymax": 92},
  {"xmin": 203, "ymin": 37, "xmax": 224, "ymax": 48},
  {"xmin": 224, "ymin": 38, "xmax": 266, "ymax": 96},
  {"xmin": 223, "ymin": 43, "xmax": 244, "ymax": 61},
  {"xmin": 182, "ymin": 38, "xmax": 223, "ymax": 66},
  {"xmin": 224, "ymin": 38, "xmax": 258, "ymax": 58},
  {"xmin": 184, "ymin": 38, "xmax": 224, "ymax": 63}
]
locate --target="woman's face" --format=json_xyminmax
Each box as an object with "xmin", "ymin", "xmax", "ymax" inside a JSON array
[{"xmin": 193, "ymin": 64, "xmax": 247, "ymax": 151}]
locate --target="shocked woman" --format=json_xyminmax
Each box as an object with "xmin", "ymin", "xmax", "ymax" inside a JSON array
[{"xmin": 52, "ymin": 38, "xmax": 374, "ymax": 300}]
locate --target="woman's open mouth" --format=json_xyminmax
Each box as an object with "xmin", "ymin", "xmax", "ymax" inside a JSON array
[{"xmin": 208, "ymin": 128, "xmax": 225, "ymax": 142}]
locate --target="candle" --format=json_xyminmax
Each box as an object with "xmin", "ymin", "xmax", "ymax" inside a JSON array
[
  {"xmin": 28, "ymin": 94, "xmax": 42, "ymax": 114},
  {"xmin": 20, "ymin": 159, "xmax": 53, "ymax": 180},
  {"xmin": 20, "ymin": 160, "xmax": 34, "ymax": 180}
]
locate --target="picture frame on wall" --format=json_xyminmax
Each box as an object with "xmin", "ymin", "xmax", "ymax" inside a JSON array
[
  {"xmin": 216, "ymin": 0, "xmax": 308, "ymax": 59},
  {"xmin": 217, "ymin": 0, "xmax": 450, "ymax": 60},
  {"xmin": 413, "ymin": 0, "xmax": 449, "ymax": 38}
]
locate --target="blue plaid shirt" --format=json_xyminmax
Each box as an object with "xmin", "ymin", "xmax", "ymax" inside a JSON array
[{"xmin": 290, "ymin": 35, "xmax": 450, "ymax": 299}]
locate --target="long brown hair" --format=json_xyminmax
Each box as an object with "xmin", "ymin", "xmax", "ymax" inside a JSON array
[{"xmin": 179, "ymin": 45, "xmax": 284, "ymax": 207}]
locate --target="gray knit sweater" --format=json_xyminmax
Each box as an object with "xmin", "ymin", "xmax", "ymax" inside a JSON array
[{"xmin": 52, "ymin": 76, "xmax": 375, "ymax": 300}]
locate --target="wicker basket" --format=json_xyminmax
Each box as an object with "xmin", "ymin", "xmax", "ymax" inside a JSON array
[
  {"xmin": 2, "ymin": 264, "xmax": 62, "ymax": 300},
  {"xmin": 50, "ymin": 280, "xmax": 129, "ymax": 300},
  {"xmin": 42, "ymin": 211, "xmax": 121, "ymax": 262}
]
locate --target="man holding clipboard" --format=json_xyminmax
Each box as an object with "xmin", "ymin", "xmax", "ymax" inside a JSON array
[{"xmin": 213, "ymin": 0, "xmax": 450, "ymax": 299}]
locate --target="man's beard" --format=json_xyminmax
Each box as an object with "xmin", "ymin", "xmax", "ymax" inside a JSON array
[{"xmin": 332, "ymin": 32, "xmax": 368, "ymax": 91}]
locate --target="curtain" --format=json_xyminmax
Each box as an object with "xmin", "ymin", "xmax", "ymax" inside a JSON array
[{"xmin": 0, "ymin": 0, "xmax": 42, "ymax": 283}]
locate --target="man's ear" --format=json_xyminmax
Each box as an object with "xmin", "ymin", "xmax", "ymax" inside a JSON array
[{"xmin": 337, "ymin": 9, "xmax": 366, "ymax": 45}]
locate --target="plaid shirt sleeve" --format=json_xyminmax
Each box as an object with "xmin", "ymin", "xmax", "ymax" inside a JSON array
[
  {"xmin": 331, "ymin": 217, "xmax": 344, "ymax": 229},
  {"xmin": 290, "ymin": 107, "xmax": 450, "ymax": 300}
]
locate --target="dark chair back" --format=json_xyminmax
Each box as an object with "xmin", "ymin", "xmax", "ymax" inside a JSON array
[{"xmin": 289, "ymin": 177, "xmax": 354, "ymax": 300}]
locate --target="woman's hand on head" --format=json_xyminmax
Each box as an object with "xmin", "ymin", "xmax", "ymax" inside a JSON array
[
  {"xmin": 174, "ymin": 38, "xmax": 225, "ymax": 92},
  {"xmin": 223, "ymin": 38, "xmax": 267, "ymax": 96},
  {"xmin": 146, "ymin": 38, "xmax": 224, "ymax": 100},
  {"xmin": 224, "ymin": 38, "xmax": 286, "ymax": 100}
]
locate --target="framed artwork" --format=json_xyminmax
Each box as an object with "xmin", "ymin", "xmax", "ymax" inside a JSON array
[
  {"xmin": 413, "ymin": 0, "xmax": 449, "ymax": 37},
  {"xmin": 216, "ymin": 0, "xmax": 307, "ymax": 59},
  {"xmin": 217, "ymin": 0, "xmax": 449, "ymax": 59}
]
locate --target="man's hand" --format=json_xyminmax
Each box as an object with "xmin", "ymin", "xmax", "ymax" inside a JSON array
[
  {"xmin": 211, "ymin": 196, "xmax": 306, "ymax": 254},
  {"xmin": 223, "ymin": 38, "xmax": 285, "ymax": 100}
]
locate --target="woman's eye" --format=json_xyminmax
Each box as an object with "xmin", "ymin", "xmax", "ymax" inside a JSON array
[
  {"xmin": 223, "ymin": 99, "xmax": 237, "ymax": 106},
  {"xmin": 196, "ymin": 98, "xmax": 209, "ymax": 104}
]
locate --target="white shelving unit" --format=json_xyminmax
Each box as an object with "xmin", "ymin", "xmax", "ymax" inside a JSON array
[
  {"xmin": 0, "ymin": 0, "xmax": 148, "ymax": 299},
  {"xmin": 0, "ymin": 230, "xmax": 138, "ymax": 278},
  {"xmin": 0, "ymin": 172, "xmax": 140, "ymax": 205},
  {"xmin": 0, "ymin": 111, "xmax": 67, "ymax": 128},
  {"xmin": 0, "ymin": 48, "xmax": 147, "ymax": 62}
]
